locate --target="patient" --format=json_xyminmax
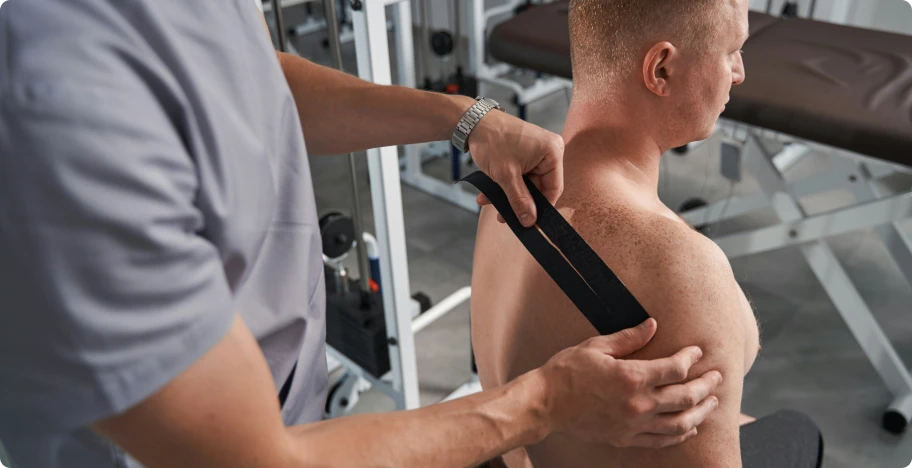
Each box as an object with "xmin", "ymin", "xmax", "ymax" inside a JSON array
[{"xmin": 471, "ymin": 0, "xmax": 756, "ymax": 467}]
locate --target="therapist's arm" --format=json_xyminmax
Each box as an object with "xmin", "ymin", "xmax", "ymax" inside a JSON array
[
  {"xmin": 277, "ymin": 52, "xmax": 565, "ymax": 226},
  {"xmin": 276, "ymin": 52, "xmax": 550, "ymax": 159},
  {"xmin": 257, "ymin": 11, "xmax": 560, "ymax": 227},
  {"xmin": 94, "ymin": 316, "xmax": 720, "ymax": 468}
]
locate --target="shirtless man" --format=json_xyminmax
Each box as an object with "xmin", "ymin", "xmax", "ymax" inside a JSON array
[{"xmin": 472, "ymin": 0, "xmax": 757, "ymax": 467}]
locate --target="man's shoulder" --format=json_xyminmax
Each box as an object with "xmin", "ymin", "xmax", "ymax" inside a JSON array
[
  {"xmin": 564, "ymin": 195, "xmax": 728, "ymax": 278},
  {"xmin": 561, "ymin": 192, "xmax": 741, "ymax": 323}
]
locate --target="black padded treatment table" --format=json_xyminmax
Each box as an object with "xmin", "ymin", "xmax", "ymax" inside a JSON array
[
  {"xmin": 483, "ymin": 0, "xmax": 912, "ymax": 445},
  {"xmin": 488, "ymin": 4, "xmax": 912, "ymax": 164}
]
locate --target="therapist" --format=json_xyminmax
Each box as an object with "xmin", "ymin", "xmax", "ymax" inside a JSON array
[{"xmin": 0, "ymin": 1, "xmax": 723, "ymax": 467}]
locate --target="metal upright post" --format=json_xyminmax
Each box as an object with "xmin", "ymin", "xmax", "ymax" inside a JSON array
[
  {"xmin": 272, "ymin": 0, "xmax": 288, "ymax": 52},
  {"xmin": 453, "ymin": 0, "xmax": 462, "ymax": 73},
  {"xmin": 352, "ymin": 0, "xmax": 421, "ymax": 411},
  {"xmin": 325, "ymin": 0, "xmax": 372, "ymax": 297}
]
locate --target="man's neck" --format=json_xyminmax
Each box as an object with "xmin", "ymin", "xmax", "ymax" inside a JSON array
[{"xmin": 562, "ymin": 96, "xmax": 664, "ymax": 195}]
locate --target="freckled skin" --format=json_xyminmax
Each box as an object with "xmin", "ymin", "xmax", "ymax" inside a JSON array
[
  {"xmin": 471, "ymin": 0, "xmax": 757, "ymax": 464},
  {"xmin": 473, "ymin": 157, "xmax": 760, "ymax": 468}
]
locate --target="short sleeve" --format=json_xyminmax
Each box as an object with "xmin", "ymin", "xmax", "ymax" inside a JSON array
[{"xmin": 0, "ymin": 69, "xmax": 235, "ymax": 433}]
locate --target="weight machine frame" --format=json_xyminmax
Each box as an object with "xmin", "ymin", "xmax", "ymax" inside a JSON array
[{"xmin": 682, "ymin": 119, "xmax": 912, "ymax": 432}]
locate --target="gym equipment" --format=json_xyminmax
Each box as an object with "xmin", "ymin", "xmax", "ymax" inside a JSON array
[
  {"xmin": 319, "ymin": 212, "xmax": 356, "ymax": 259},
  {"xmin": 430, "ymin": 30, "xmax": 454, "ymax": 57},
  {"xmin": 483, "ymin": 1, "xmax": 912, "ymax": 433},
  {"xmin": 270, "ymin": 0, "xmax": 424, "ymax": 413},
  {"xmin": 465, "ymin": 0, "xmax": 571, "ymax": 135},
  {"xmin": 394, "ymin": 0, "xmax": 570, "ymax": 214},
  {"xmin": 284, "ymin": 0, "xmax": 475, "ymax": 416}
]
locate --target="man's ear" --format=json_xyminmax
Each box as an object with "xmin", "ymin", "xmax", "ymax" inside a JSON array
[{"xmin": 642, "ymin": 41, "xmax": 678, "ymax": 97}]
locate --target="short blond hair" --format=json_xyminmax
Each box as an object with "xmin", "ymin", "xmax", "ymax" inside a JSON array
[{"xmin": 569, "ymin": 0, "xmax": 727, "ymax": 86}]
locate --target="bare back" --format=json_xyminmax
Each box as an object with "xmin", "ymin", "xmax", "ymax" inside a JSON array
[{"xmin": 471, "ymin": 161, "xmax": 760, "ymax": 468}]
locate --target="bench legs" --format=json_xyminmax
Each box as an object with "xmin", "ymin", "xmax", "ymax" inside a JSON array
[{"xmin": 706, "ymin": 135, "xmax": 912, "ymax": 433}]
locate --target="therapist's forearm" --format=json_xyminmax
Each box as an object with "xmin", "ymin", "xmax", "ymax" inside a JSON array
[
  {"xmin": 291, "ymin": 370, "xmax": 550, "ymax": 466},
  {"xmin": 277, "ymin": 52, "xmax": 474, "ymax": 156},
  {"xmin": 94, "ymin": 315, "xmax": 554, "ymax": 468}
]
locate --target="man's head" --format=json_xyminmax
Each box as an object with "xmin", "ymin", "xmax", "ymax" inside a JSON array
[{"xmin": 569, "ymin": 0, "xmax": 749, "ymax": 146}]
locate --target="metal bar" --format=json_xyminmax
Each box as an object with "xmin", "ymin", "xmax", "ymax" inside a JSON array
[
  {"xmin": 411, "ymin": 287, "xmax": 472, "ymax": 334},
  {"xmin": 262, "ymin": 0, "xmax": 323, "ymax": 13},
  {"xmin": 415, "ymin": 0, "xmax": 429, "ymax": 83},
  {"xmin": 391, "ymin": 0, "xmax": 424, "ymax": 185},
  {"xmin": 852, "ymin": 163, "xmax": 912, "ymax": 298},
  {"xmin": 771, "ymin": 143, "xmax": 810, "ymax": 173},
  {"xmin": 829, "ymin": 0, "xmax": 853, "ymax": 24},
  {"xmin": 484, "ymin": 0, "xmax": 524, "ymax": 25},
  {"xmin": 394, "ymin": 0, "xmax": 416, "ymax": 88},
  {"xmin": 442, "ymin": 375, "xmax": 482, "ymax": 402},
  {"xmin": 291, "ymin": 17, "xmax": 328, "ymax": 37},
  {"xmin": 467, "ymin": 0, "xmax": 486, "ymax": 76},
  {"xmin": 325, "ymin": 0, "xmax": 372, "ymax": 295},
  {"xmin": 326, "ymin": 345, "xmax": 397, "ymax": 399},
  {"xmin": 680, "ymin": 193, "xmax": 768, "ymax": 226},
  {"xmin": 787, "ymin": 165, "xmax": 862, "ymax": 199},
  {"xmin": 272, "ymin": 0, "xmax": 288, "ymax": 52},
  {"xmin": 513, "ymin": 77, "xmax": 573, "ymax": 106},
  {"xmin": 802, "ymin": 241, "xmax": 912, "ymax": 400},
  {"xmin": 715, "ymin": 191, "xmax": 912, "ymax": 258},
  {"xmin": 352, "ymin": 0, "xmax": 421, "ymax": 410},
  {"xmin": 345, "ymin": 161, "xmax": 371, "ymax": 295},
  {"xmin": 714, "ymin": 137, "xmax": 912, "ymax": 259},
  {"xmin": 738, "ymin": 134, "xmax": 912, "ymax": 409},
  {"xmin": 400, "ymin": 171, "xmax": 481, "ymax": 212},
  {"xmin": 453, "ymin": 0, "xmax": 463, "ymax": 72}
]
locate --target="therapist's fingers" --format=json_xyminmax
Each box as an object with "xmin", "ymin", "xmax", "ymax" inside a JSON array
[
  {"xmin": 495, "ymin": 169, "xmax": 537, "ymax": 227},
  {"xmin": 646, "ymin": 397, "xmax": 719, "ymax": 436},
  {"xmin": 637, "ymin": 346, "xmax": 706, "ymax": 386},
  {"xmin": 625, "ymin": 428, "xmax": 699, "ymax": 449},
  {"xmin": 528, "ymin": 138, "xmax": 565, "ymax": 206},
  {"xmin": 653, "ymin": 370, "xmax": 723, "ymax": 413}
]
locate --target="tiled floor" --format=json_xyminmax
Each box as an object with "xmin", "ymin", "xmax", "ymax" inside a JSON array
[{"xmin": 295, "ymin": 10, "xmax": 912, "ymax": 468}]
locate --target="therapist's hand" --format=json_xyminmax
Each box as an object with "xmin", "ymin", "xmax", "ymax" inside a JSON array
[
  {"xmin": 467, "ymin": 110, "xmax": 564, "ymax": 227},
  {"xmin": 536, "ymin": 318, "xmax": 723, "ymax": 448}
]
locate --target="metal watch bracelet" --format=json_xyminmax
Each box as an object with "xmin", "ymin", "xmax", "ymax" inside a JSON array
[{"xmin": 451, "ymin": 97, "xmax": 503, "ymax": 153}]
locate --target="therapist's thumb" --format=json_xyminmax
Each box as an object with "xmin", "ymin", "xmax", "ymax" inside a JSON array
[
  {"xmin": 588, "ymin": 319, "xmax": 658, "ymax": 358},
  {"xmin": 499, "ymin": 172, "xmax": 537, "ymax": 227}
]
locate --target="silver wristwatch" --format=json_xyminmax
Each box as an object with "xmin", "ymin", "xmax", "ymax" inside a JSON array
[{"xmin": 451, "ymin": 97, "xmax": 504, "ymax": 153}]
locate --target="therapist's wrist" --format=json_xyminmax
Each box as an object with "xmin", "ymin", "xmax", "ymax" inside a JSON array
[
  {"xmin": 434, "ymin": 93, "xmax": 476, "ymax": 141},
  {"xmin": 499, "ymin": 369, "xmax": 555, "ymax": 446}
]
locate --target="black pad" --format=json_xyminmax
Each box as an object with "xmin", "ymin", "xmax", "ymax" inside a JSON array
[
  {"xmin": 741, "ymin": 410, "xmax": 824, "ymax": 468},
  {"xmin": 729, "ymin": 17, "xmax": 912, "ymax": 165},
  {"xmin": 461, "ymin": 172, "xmax": 649, "ymax": 335}
]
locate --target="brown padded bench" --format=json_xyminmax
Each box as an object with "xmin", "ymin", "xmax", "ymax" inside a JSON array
[{"xmin": 488, "ymin": 4, "xmax": 912, "ymax": 165}]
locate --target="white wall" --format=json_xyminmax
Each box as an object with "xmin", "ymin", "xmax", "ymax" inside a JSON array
[
  {"xmin": 417, "ymin": 0, "xmax": 912, "ymax": 42},
  {"xmin": 751, "ymin": 0, "xmax": 912, "ymax": 34},
  {"xmin": 848, "ymin": 0, "xmax": 912, "ymax": 35}
]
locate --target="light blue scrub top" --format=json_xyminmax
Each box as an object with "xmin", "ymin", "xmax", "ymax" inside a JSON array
[{"xmin": 0, "ymin": 1, "xmax": 328, "ymax": 466}]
